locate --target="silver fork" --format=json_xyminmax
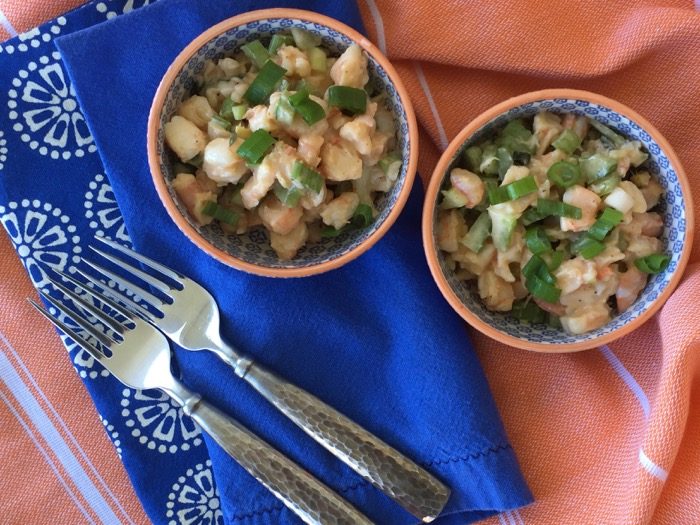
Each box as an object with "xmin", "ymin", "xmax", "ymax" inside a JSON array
[
  {"xmin": 81, "ymin": 236, "xmax": 451, "ymax": 523},
  {"xmin": 30, "ymin": 278, "xmax": 373, "ymax": 525}
]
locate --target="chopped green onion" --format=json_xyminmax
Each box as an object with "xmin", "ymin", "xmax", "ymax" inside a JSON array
[
  {"xmin": 220, "ymin": 184, "xmax": 243, "ymax": 207},
  {"xmin": 526, "ymin": 274, "xmax": 561, "ymax": 303},
  {"xmin": 521, "ymin": 207, "xmax": 548, "ymax": 226},
  {"xmin": 379, "ymin": 153, "xmax": 401, "ymax": 174},
  {"xmin": 241, "ymin": 40, "xmax": 270, "ymax": 69},
  {"xmin": 580, "ymin": 153, "xmax": 617, "ymax": 183},
  {"xmin": 588, "ymin": 207, "xmax": 624, "ymax": 241},
  {"xmin": 307, "ymin": 47, "xmax": 327, "ymax": 72},
  {"xmin": 219, "ymin": 98, "xmax": 234, "ymax": 121},
  {"xmin": 497, "ymin": 147, "xmax": 512, "ymax": 178},
  {"xmin": 288, "ymin": 89, "xmax": 325, "ymax": 125},
  {"xmin": 634, "ymin": 253, "xmax": 670, "ymax": 274},
  {"xmin": 268, "ymin": 34, "xmax": 294, "ymax": 54},
  {"xmin": 512, "ymin": 151, "xmax": 531, "ymax": 166},
  {"xmin": 505, "ymin": 175, "xmax": 538, "ymax": 200},
  {"xmin": 321, "ymin": 225, "xmax": 344, "ymax": 238},
  {"xmin": 210, "ymin": 114, "xmax": 232, "ymax": 131},
  {"xmin": 480, "ymin": 144, "xmax": 499, "ymax": 176},
  {"xmin": 291, "ymin": 27, "xmax": 322, "ymax": 50},
  {"xmin": 464, "ymin": 146, "xmax": 482, "ymax": 173},
  {"xmin": 571, "ymin": 235, "xmax": 605, "ymax": 259},
  {"xmin": 274, "ymin": 96, "xmax": 295, "ymax": 125},
  {"xmin": 547, "ymin": 161, "xmax": 581, "ymax": 189},
  {"xmin": 589, "ymin": 174, "xmax": 620, "ymax": 196},
  {"xmin": 291, "ymin": 161, "xmax": 323, "ymax": 193},
  {"xmin": 547, "ymin": 250, "xmax": 565, "ymax": 271},
  {"xmin": 327, "ymin": 85, "xmax": 367, "ymax": 115},
  {"xmin": 589, "ymin": 119, "xmax": 626, "ymax": 148},
  {"xmin": 525, "ymin": 227, "xmax": 552, "ymax": 255},
  {"xmin": 201, "ymin": 201, "xmax": 240, "ymax": 225},
  {"xmin": 552, "ymin": 129, "xmax": 582, "ymax": 154},
  {"xmin": 236, "ymin": 129, "xmax": 276, "ymax": 164},
  {"xmin": 512, "ymin": 299, "xmax": 547, "ymax": 324},
  {"xmin": 488, "ymin": 176, "xmax": 538, "ymax": 205},
  {"xmin": 232, "ymin": 104, "xmax": 248, "ymax": 121},
  {"xmin": 352, "ymin": 203, "xmax": 373, "ymax": 228},
  {"xmin": 244, "ymin": 61, "xmax": 287, "ymax": 105},
  {"xmin": 273, "ymin": 184, "xmax": 302, "ymax": 207},
  {"xmin": 537, "ymin": 198, "xmax": 582, "ymax": 219},
  {"xmin": 461, "ymin": 212, "xmax": 491, "ymax": 252},
  {"xmin": 522, "ymin": 254, "xmax": 556, "ymax": 285}
]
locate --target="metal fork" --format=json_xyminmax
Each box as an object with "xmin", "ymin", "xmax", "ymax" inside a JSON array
[
  {"xmin": 81, "ymin": 236, "xmax": 451, "ymax": 523},
  {"xmin": 30, "ymin": 278, "xmax": 373, "ymax": 525}
]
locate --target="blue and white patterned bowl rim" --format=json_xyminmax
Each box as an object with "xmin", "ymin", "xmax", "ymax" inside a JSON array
[
  {"xmin": 431, "ymin": 98, "xmax": 689, "ymax": 346},
  {"xmin": 155, "ymin": 17, "xmax": 411, "ymax": 271}
]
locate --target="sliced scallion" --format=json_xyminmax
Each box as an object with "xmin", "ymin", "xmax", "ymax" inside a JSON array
[
  {"xmin": 321, "ymin": 225, "xmax": 344, "ymax": 238},
  {"xmin": 268, "ymin": 34, "xmax": 294, "ymax": 54},
  {"xmin": 525, "ymin": 227, "xmax": 552, "ymax": 255},
  {"xmin": 588, "ymin": 207, "xmax": 624, "ymax": 241},
  {"xmin": 219, "ymin": 98, "xmax": 234, "ymax": 121},
  {"xmin": 589, "ymin": 119, "xmax": 626, "ymax": 148},
  {"xmin": 327, "ymin": 85, "xmax": 367, "ymax": 115},
  {"xmin": 571, "ymin": 235, "xmax": 605, "ymax": 259},
  {"xmin": 512, "ymin": 299, "xmax": 547, "ymax": 324},
  {"xmin": 352, "ymin": 203, "xmax": 373, "ymax": 228},
  {"xmin": 634, "ymin": 253, "xmax": 670, "ymax": 274},
  {"xmin": 288, "ymin": 89, "xmax": 325, "ymax": 125},
  {"xmin": 232, "ymin": 104, "xmax": 248, "ymax": 121},
  {"xmin": 244, "ymin": 61, "xmax": 287, "ymax": 105},
  {"xmin": 547, "ymin": 161, "xmax": 581, "ymax": 189},
  {"xmin": 497, "ymin": 147, "xmax": 512, "ymax": 178},
  {"xmin": 241, "ymin": 40, "xmax": 270, "ymax": 69},
  {"xmin": 291, "ymin": 27, "xmax": 322, "ymax": 50},
  {"xmin": 291, "ymin": 161, "xmax": 323, "ymax": 193},
  {"xmin": 236, "ymin": 129, "xmax": 276, "ymax": 164},
  {"xmin": 580, "ymin": 153, "xmax": 617, "ymax": 183},
  {"xmin": 210, "ymin": 114, "xmax": 232, "ymax": 131},
  {"xmin": 536, "ymin": 198, "xmax": 583, "ymax": 219},
  {"xmin": 201, "ymin": 201, "xmax": 239, "ymax": 225},
  {"xmin": 526, "ymin": 274, "xmax": 561, "ymax": 303},
  {"xmin": 273, "ymin": 184, "xmax": 302, "ymax": 208}
]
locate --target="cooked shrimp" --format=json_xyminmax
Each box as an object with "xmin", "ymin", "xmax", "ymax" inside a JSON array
[
  {"xmin": 320, "ymin": 141, "xmax": 363, "ymax": 181},
  {"xmin": 339, "ymin": 113, "xmax": 375, "ymax": 156},
  {"xmin": 437, "ymin": 210, "xmax": 466, "ymax": 253},
  {"xmin": 202, "ymin": 137, "xmax": 249, "ymax": 185},
  {"xmin": 276, "ymin": 45, "xmax": 311, "ymax": 77},
  {"xmin": 171, "ymin": 173, "xmax": 216, "ymax": 226},
  {"xmin": 554, "ymin": 257, "xmax": 597, "ymax": 294},
  {"xmin": 270, "ymin": 222, "xmax": 309, "ymax": 260},
  {"xmin": 297, "ymin": 134, "xmax": 324, "ymax": 167},
  {"xmin": 258, "ymin": 195, "xmax": 304, "ymax": 235},
  {"xmin": 245, "ymin": 104, "xmax": 278, "ymax": 133},
  {"xmin": 562, "ymin": 114, "xmax": 589, "ymax": 140},
  {"xmin": 561, "ymin": 185, "xmax": 601, "ymax": 232},
  {"xmin": 478, "ymin": 270, "xmax": 515, "ymax": 312},
  {"xmin": 616, "ymin": 267, "xmax": 647, "ymax": 311},
  {"xmin": 450, "ymin": 168, "xmax": 485, "ymax": 209},
  {"xmin": 560, "ymin": 304, "xmax": 610, "ymax": 335},
  {"xmin": 533, "ymin": 112, "xmax": 563, "ymax": 155},
  {"xmin": 330, "ymin": 44, "xmax": 368, "ymax": 88},
  {"xmin": 177, "ymin": 96, "xmax": 215, "ymax": 129},
  {"xmin": 164, "ymin": 116, "xmax": 207, "ymax": 162},
  {"xmin": 619, "ymin": 212, "xmax": 664, "ymax": 238},
  {"xmin": 494, "ymin": 227, "xmax": 524, "ymax": 283},
  {"xmin": 618, "ymin": 181, "xmax": 647, "ymax": 213},
  {"xmin": 452, "ymin": 242, "xmax": 497, "ymax": 275},
  {"xmin": 320, "ymin": 192, "xmax": 360, "ymax": 230}
]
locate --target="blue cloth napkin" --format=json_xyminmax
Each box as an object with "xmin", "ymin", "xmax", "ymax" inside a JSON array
[{"xmin": 0, "ymin": 0, "xmax": 532, "ymax": 523}]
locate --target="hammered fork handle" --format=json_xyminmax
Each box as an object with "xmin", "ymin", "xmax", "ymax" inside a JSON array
[
  {"xmin": 183, "ymin": 395, "xmax": 373, "ymax": 525},
  {"xmin": 236, "ymin": 362, "xmax": 451, "ymax": 522}
]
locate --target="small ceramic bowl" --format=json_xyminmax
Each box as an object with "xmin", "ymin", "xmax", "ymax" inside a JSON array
[
  {"xmin": 148, "ymin": 8, "xmax": 417, "ymax": 278},
  {"xmin": 422, "ymin": 89, "xmax": 694, "ymax": 352}
]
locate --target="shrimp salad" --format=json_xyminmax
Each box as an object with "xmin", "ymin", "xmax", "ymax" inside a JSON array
[
  {"xmin": 438, "ymin": 112, "xmax": 668, "ymax": 335},
  {"xmin": 163, "ymin": 29, "xmax": 401, "ymax": 261}
]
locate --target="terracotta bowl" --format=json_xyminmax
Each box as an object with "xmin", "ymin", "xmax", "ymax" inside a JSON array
[
  {"xmin": 148, "ymin": 8, "xmax": 417, "ymax": 277},
  {"xmin": 422, "ymin": 89, "xmax": 694, "ymax": 352}
]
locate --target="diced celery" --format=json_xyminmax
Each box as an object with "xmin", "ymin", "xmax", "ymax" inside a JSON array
[
  {"xmin": 440, "ymin": 188, "xmax": 469, "ymax": 209},
  {"xmin": 497, "ymin": 119, "xmax": 537, "ymax": 154},
  {"xmin": 232, "ymin": 104, "xmax": 248, "ymax": 121},
  {"xmin": 307, "ymin": 47, "xmax": 327, "ymax": 72},
  {"xmin": 589, "ymin": 174, "xmax": 620, "ymax": 196},
  {"xmin": 488, "ymin": 205, "xmax": 518, "ymax": 251},
  {"xmin": 291, "ymin": 28, "xmax": 322, "ymax": 50},
  {"xmin": 274, "ymin": 96, "xmax": 295, "ymax": 125},
  {"xmin": 480, "ymin": 144, "xmax": 499, "ymax": 175},
  {"xmin": 552, "ymin": 129, "xmax": 582, "ymax": 154},
  {"xmin": 580, "ymin": 153, "xmax": 617, "ymax": 183},
  {"xmin": 589, "ymin": 119, "xmax": 625, "ymax": 148},
  {"xmin": 268, "ymin": 34, "xmax": 294, "ymax": 54},
  {"xmin": 497, "ymin": 147, "xmax": 513, "ymax": 179},
  {"xmin": 463, "ymin": 146, "xmax": 482, "ymax": 173},
  {"xmin": 461, "ymin": 212, "xmax": 491, "ymax": 252}
]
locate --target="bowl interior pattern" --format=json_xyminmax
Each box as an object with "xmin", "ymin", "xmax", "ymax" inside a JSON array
[
  {"xmin": 431, "ymin": 98, "xmax": 688, "ymax": 346},
  {"xmin": 156, "ymin": 18, "xmax": 410, "ymax": 269}
]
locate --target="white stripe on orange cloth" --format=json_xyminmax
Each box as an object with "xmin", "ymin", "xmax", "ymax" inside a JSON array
[
  {"xmin": 0, "ymin": 339, "xmax": 123, "ymax": 524},
  {"xmin": 361, "ymin": 0, "xmax": 387, "ymax": 54},
  {"xmin": 0, "ymin": 330, "xmax": 136, "ymax": 525},
  {"xmin": 599, "ymin": 345, "xmax": 669, "ymax": 482},
  {"xmin": 0, "ymin": 389, "xmax": 96, "ymax": 524},
  {"xmin": 413, "ymin": 61, "xmax": 449, "ymax": 150},
  {"xmin": 0, "ymin": 7, "xmax": 17, "ymax": 37}
]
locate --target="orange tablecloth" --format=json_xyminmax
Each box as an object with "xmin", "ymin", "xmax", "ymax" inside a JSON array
[{"xmin": 2, "ymin": 1, "xmax": 699, "ymax": 523}]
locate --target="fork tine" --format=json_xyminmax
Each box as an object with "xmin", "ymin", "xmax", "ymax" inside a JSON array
[
  {"xmin": 89, "ymin": 245, "xmax": 172, "ymax": 296},
  {"xmin": 95, "ymin": 236, "xmax": 183, "ymax": 282},
  {"xmin": 37, "ymin": 291, "xmax": 119, "ymax": 348},
  {"xmin": 55, "ymin": 267, "xmax": 156, "ymax": 323},
  {"xmin": 46, "ymin": 275, "xmax": 127, "ymax": 336},
  {"xmin": 29, "ymin": 298, "xmax": 109, "ymax": 364},
  {"xmin": 81, "ymin": 257, "xmax": 165, "ymax": 309}
]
